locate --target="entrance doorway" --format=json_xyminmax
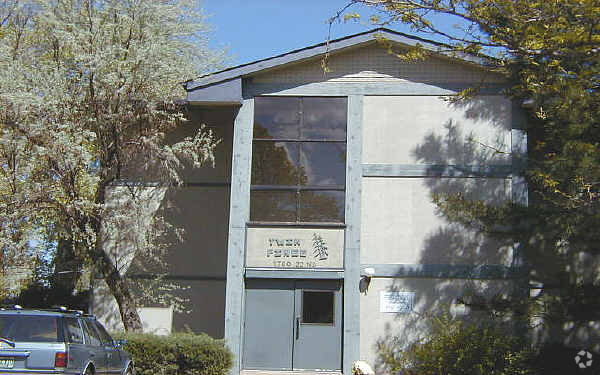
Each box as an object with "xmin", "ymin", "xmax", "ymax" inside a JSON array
[{"xmin": 242, "ymin": 279, "xmax": 343, "ymax": 371}]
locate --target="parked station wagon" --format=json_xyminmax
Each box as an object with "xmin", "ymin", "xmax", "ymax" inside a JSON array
[{"xmin": 0, "ymin": 306, "xmax": 134, "ymax": 374}]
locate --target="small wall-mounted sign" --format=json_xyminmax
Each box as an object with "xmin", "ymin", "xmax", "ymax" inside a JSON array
[
  {"xmin": 246, "ymin": 227, "xmax": 344, "ymax": 269},
  {"xmin": 380, "ymin": 291, "xmax": 415, "ymax": 313}
]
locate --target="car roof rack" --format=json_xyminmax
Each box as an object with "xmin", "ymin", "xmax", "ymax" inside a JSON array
[{"xmin": 0, "ymin": 305, "xmax": 92, "ymax": 317}]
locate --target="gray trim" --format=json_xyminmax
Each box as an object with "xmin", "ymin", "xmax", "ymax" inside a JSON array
[
  {"xmin": 245, "ymin": 269, "xmax": 344, "ymax": 279},
  {"xmin": 127, "ymin": 274, "xmax": 226, "ymax": 281},
  {"xmin": 224, "ymin": 99, "xmax": 254, "ymax": 375},
  {"xmin": 187, "ymin": 28, "xmax": 491, "ymax": 90},
  {"xmin": 511, "ymin": 118, "xmax": 528, "ymax": 273},
  {"xmin": 187, "ymin": 78, "xmax": 242, "ymax": 105},
  {"xmin": 248, "ymin": 222, "xmax": 346, "ymax": 228},
  {"xmin": 361, "ymin": 264, "xmax": 527, "ymax": 279},
  {"xmin": 343, "ymin": 95, "xmax": 363, "ymax": 375},
  {"xmin": 511, "ymin": 129, "xmax": 528, "ymax": 206},
  {"xmin": 244, "ymin": 82, "xmax": 507, "ymax": 98},
  {"xmin": 362, "ymin": 164, "xmax": 512, "ymax": 178}
]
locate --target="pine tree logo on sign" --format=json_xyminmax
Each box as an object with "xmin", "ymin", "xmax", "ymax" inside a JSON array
[{"xmin": 312, "ymin": 233, "xmax": 328, "ymax": 261}]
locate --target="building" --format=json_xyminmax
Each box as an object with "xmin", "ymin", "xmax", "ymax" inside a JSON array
[{"xmin": 94, "ymin": 28, "xmax": 528, "ymax": 375}]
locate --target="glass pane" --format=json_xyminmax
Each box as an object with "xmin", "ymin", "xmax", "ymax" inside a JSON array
[
  {"xmin": 94, "ymin": 321, "xmax": 114, "ymax": 346},
  {"xmin": 301, "ymin": 97, "xmax": 347, "ymax": 140},
  {"xmin": 302, "ymin": 291, "xmax": 334, "ymax": 324},
  {"xmin": 300, "ymin": 143, "xmax": 346, "ymax": 186},
  {"xmin": 299, "ymin": 191, "xmax": 345, "ymax": 223},
  {"xmin": 254, "ymin": 97, "xmax": 300, "ymax": 139},
  {"xmin": 64, "ymin": 318, "xmax": 84, "ymax": 344},
  {"xmin": 0, "ymin": 315, "xmax": 59, "ymax": 342},
  {"xmin": 251, "ymin": 190, "xmax": 297, "ymax": 221},
  {"xmin": 82, "ymin": 319, "xmax": 101, "ymax": 346},
  {"xmin": 252, "ymin": 142, "xmax": 300, "ymax": 185}
]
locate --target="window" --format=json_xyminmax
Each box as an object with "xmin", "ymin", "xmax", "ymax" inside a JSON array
[
  {"xmin": 302, "ymin": 291, "xmax": 335, "ymax": 324},
  {"xmin": 93, "ymin": 321, "xmax": 115, "ymax": 346},
  {"xmin": 251, "ymin": 97, "xmax": 347, "ymax": 223},
  {"xmin": 81, "ymin": 319, "xmax": 101, "ymax": 346},
  {"xmin": 0, "ymin": 315, "xmax": 61, "ymax": 342},
  {"xmin": 64, "ymin": 317, "xmax": 84, "ymax": 344}
]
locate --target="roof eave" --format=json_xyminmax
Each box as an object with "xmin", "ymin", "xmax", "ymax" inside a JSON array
[{"xmin": 186, "ymin": 28, "xmax": 493, "ymax": 92}]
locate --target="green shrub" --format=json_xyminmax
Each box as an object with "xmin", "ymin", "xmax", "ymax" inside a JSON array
[
  {"xmin": 113, "ymin": 331, "xmax": 233, "ymax": 375},
  {"xmin": 378, "ymin": 311, "xmax": 538, "ymax": 375}
]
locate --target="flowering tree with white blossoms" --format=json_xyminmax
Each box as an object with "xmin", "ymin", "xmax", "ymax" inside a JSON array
[{"xmin": 0, "ymin": 0, "xmax": 225, "ymax": 331}]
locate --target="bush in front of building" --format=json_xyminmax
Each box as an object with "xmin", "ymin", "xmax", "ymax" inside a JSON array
[
  {"xmin": 113, "ymin": 331, "xmax": 233, "ymax": 375},
  {"xmin": 377, "ymin": 311, "xmax": 538, "ymax": 375}
]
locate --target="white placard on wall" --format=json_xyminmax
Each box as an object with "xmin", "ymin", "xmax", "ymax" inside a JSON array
[{"xmin": 380, "ymin": 291, "xmax": 415, "ymax": 313}]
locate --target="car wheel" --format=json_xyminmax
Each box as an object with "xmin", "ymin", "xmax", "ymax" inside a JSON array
[
  {"xmin": 84, "ymin": 367, "xmax": 94, "ymax": 375},
  {"xmin": 125, "ymin": 365, "xmax": 135, "ymax": 375}
]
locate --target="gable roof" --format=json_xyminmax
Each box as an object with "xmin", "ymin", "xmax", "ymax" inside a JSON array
[{"xmin": 185, "ymin": 28, "xmax": 489, "ymax": 92}]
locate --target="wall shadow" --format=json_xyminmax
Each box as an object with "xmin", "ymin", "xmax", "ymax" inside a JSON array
[{"xmin": 371, "ymin": 97, "xmax": 600, "ymax": 373}]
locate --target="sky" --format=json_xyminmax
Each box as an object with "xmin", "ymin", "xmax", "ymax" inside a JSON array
[{"xmin": 201, "ymin": 0, "xmax": 429, "ymax": 68}]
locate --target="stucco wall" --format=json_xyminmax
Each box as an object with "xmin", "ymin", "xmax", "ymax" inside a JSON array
[
  {"xmin": 359, "ymin": 277, "xmax": 514, "ymax": 369},
  {"xmin": 359, "ymin": 94, "xmax": 516, "ymax": 369},
  {"xmin": 361, "ymin": 177, "xmax": 512, "ymax": 265},
  {"xmin": 94, "ymin": 107, "xmax": 233, "ymax": 338},
  {"xmin": 362, "ymin": 95, "xmax": 512, "ymax": 165}
]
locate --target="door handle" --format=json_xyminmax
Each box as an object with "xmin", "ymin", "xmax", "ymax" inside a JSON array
[
  {"xmin": 295, "ymin": 317, "xmax": 300, "ymax": 340},
  {"xmin": 89, "ymin": 352, "xmax": 96, "ymax": 358}
]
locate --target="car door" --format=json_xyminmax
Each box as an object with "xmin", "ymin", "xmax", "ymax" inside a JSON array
[
  {"xmin": 93, "ymin": 320, "xmax": 124, "ymax": 374},
  {"xmin": 63, "ymin": 317, "xmax": 88, "ymax": 373},
  {"xmin": 81, "ymin": 318, "xmax": 107, "ymax": 374}
]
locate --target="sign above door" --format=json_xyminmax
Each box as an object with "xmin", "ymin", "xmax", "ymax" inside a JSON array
[{"xmin": 246, "ymin": 227, "xmax": 344, "ymax": 269}]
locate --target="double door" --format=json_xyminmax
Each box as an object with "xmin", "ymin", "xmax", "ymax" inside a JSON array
[{"xmin": 243, "ymin": 279, "xmax": 342, "ymax": 371}]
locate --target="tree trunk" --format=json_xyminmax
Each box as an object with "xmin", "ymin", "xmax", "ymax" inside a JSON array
[
  {"xmin": 96, "ymin": 241, "xmax": 143, "ymax": 332},
  {"xmin": 93, "ymin": 181, "xmax": 143, "ymax": 332}
]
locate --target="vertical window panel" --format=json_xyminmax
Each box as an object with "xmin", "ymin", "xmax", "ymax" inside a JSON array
[{"xmin": 251, "ymin": 97, "xmax": 347, "ymax": 223}]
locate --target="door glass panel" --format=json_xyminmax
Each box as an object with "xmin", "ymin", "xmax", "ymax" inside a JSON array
[
  {"xmin": 82, "ymin": 319, "xmax": 101, "ymax": 346},
  {"xmin": 64, "ymin": 317, "xmax": 84, "ymax": 344},
  {"xmin": 302, "ymin": 291, "xmax": 334, "ymax": 324}
]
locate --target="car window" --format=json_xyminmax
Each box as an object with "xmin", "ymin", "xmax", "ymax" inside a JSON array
[
  {"xmin": 64, "ymin": 317, "xmax": 84, "ymax": 344},
  {"xmin": 0, "ymin": 315, "xmax": 60, "ymax": 342},
  {"xmin": 81, "ymin": 319, "xmax": 101, "ymax": 346},
  {"xmin": 93, "ymin": 320, "xmax": 114, "ymax": 346}
]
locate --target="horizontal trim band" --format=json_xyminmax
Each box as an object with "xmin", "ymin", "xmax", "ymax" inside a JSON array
[
  {"xmin": 361, "ymin": 263, "xmax": 527, "ymax": 279},
  {"xmin": 124, "ymin": 274, "xmax": 227, "ymax": 281},
  {"xmin": 251, "ymin": 185, "xmax": 345, "ymax": 191},
  {"xmin": 247, "ymin": 221, "xmax": 346, "ymax": 228},
  {"xmin": 244, "ymin": 82, "xmax": 507, "ymax": 97},
  {"xmin": 245, "ymin": 269, "xmax": 344, "ymax": 279},
  {"xmin": 362, "ymin": 164, "xmax": 512, "ymax": 178},
  {"xmin": 253, "ymin": 138, "xmax": 346, "ymax": 143},
  {"xmin": 109, "ymin": 180, "xmax": 231, "ymax": 187}
]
